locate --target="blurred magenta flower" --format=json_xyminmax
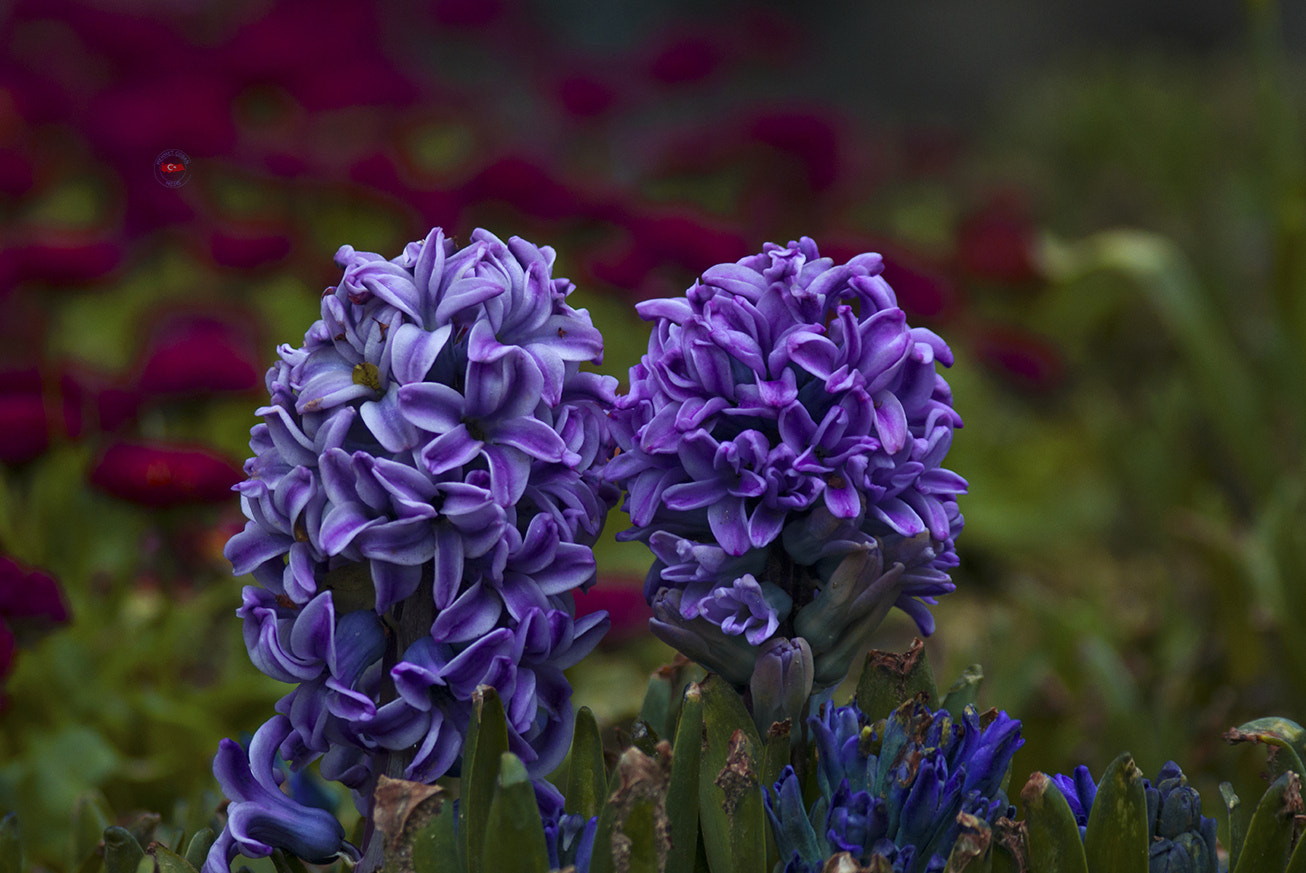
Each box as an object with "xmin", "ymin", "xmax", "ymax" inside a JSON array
[
  {"xmin": 644, "ymin": 31, "xmax": 724, "ymax": 86},
  {"xmin": 217, "ymin": 227, "xmax": 618, "ymax": 869},
  {"xmin": 972, "ymin": 324, "xmax": 1065, "ymax": 392},
  {"xmin": 0, "ymin": 555, "xmax": 70, "ymax": 691},
  {"xmin": 11, "ymin": 231, "xmax": 124, "ymax": 287},
  {"xmin": 206, "ymin": 222, "xmax": 294, "ymax": 271},
  {"xmin": 954, "ymin": 194, "xmax": 1039, "ymax": 285},
  {"xmin": 0, "ymin": 388, "xmax": 58, "ymax": 466},
  {"xmin": 89, "ymin": 440, "xmax": 243, "ymax": 506},
  {"xmin": 0, "ymin": 366, "xmax": 138, "ymax": 465},
  {"xmin": 464, "ymin": 156, "xmax": 591, "ymax": 221},
  {"xmin": 134, "ymin": 312, "xmax": 262, "ymax": 397}
]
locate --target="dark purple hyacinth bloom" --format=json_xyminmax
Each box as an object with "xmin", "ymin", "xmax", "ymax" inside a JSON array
[
  {"xmin": 607, "ymin": 238, "xmax": 965, "ymax": 707},
  {"xmin": 765, "ymin": 698, "xmax": 1023, "ymax": 873},
  {"xmin": 215, "ymin": 228, "xmax": 618, "ymax": 870},
  {"xmin": 1051, "ymin": 761, "xmax": 1218, "ymax": 873}
]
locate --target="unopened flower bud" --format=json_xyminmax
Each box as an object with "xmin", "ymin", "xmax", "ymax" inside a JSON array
[{"xmin": 750, "ymin": 636, "xmax": 814, "ymax": 733}]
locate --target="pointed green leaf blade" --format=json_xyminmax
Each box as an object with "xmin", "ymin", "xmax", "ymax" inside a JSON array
[
  {"xmin": 590, "ymin": 747, "xmax": 672, "ymax": 873},
  {"xmin": 1083, "ymin": 752, "xmax": 1148, "ymax": 873},
  {"xmin": 410, "ymin": 797, "xmax": 461, "ymax": 873},
  {"xmin": 461, "ymin": 686, "xmax": 510, "ymax": 873},
  {"xmin": 638, "ymin": 667, "xmax": 678, "ymax": 744},
  {"xmin": 666, "ymin": 683, "xmax": 704, "ymax": 873},
  {"xmin": 855, "ymin": 639, "xmax": 938, "ymax": 720},
  {"xmin": 566, "ymin": 706, "xmax": 608, "ymax": 820},
  {"xmin": 698, "ymin": 674, "xmax": 767, "ymax": 873},
  {"xmin": 1021, "ymin": 773, "xmax": 1089, "ymax": 873},
  {"xmin": 102, "ymin": 827, "xmax": 145, "ymax": 873},
  {"xmin": 183, "ymin": 829, "xmax": 215, "ymax": 872},
  {"xmin": 72, "ymin": 791, "xmax": 113, "ymax": 870},
  {"xmin": 481, "ymin": 753, "xmax": 549, "ymax": 873},
  {"xmin": 269, "ymin": 849, "xmax": 310, "ymax": 873},
  {"xmin": 0, "ymin": 813, "xmax": 21, "ymax": 873},
  {"xmin": 1233, "ymin": 771, "xmax": 1303, "ymax": 873},
  {"xmin": 1220, "ymin": 782, "xmax": 1244, "ymax": 873},
  {"xmin": 939, "ymin": 665, "xmax": 984, "ymax": 719},
  {"xmin": 760, "ymin": 721, "xmax": 793, "ymax": 873},
  {"xmin": 149, "ymin": 844, "xmax": 197, "ymax": 873}
]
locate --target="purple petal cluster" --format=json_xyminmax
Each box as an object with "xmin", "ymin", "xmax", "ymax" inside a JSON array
[
  {"xmin": 215, "ymin": 228, "xmax": 618, "ymax": 868},
  {"xmin": 204, "ymin": 716, "xmax": 359, "ymax": 873},
  {"xmin": 607, "ymin": 238, "xmax": 965, "ymax": 697},
  {"xmin": 765, "ymin": 698, "xmax": 1023, "ymax": 873}
]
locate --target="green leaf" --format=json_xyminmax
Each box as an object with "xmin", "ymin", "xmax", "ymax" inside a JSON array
[
  {"xmin": 481, "ymin": 754, "xmax": 549, "ymax": 873},
  {"xmin": 1225, "ymin": 717, "xmax": 1306, "ymax": 779},
  {"xmin": 939, "ymin": 665, "xmax": 984, "ymax": 718},
  {"xmin": 183, "ymin": 829, "xmax": 215, "ymax": 872},
  {"xmin": 1220, "ymin": 782, "xmax": 1245, "ymax": 872},
  {"xmin": 589, "ymin": 747, "xmax": 672, "ymax": 873},
  {"xmin": 989, "ymin": 818, "xmax": 1025, "ymax": 873},
  {"xmin": 760, "ymin": 721, "xmax": 792, "ymax": 873},
  {"xmin": 620, "ymin": 797, "xmax": 662, "ymax": 873},
  {"xmin": 0, "ymin": 812, "xmax": 21, "ymax": 873},
  {"xmin": 460, "ymin": 686, "xmax": 509, "ymax": 873},
  {"xmin": 376, "ymin": 773, "xmax": 457, "ymax": 867},
  {"xmin": 270, "ymin": 849, "xmax": 310, "ymax": 873},
  {"xmin": 566, "ymin": 706, "xmax": 608, "ymax": 819},
  {"xmin": 630, "ymin": 719, "xmax": 661, "ymax": 758},
  {"xmin": 855, "ymin": 639, "xmax": 938, "ymax": 720},
  {"xmin": 410, "ymin": 798, "xmax": 460, "ymax": 873},
  {"xmin": 71, "ymin": 791, "xmax": 113, "ymax": 870},
  {"xmin": 1286, "ymin": 827, "xmax": 1306, "ymax": 873},
  {"xmin": 1233, "ymin": 771, "xmax": 1303, "ymax": 873},
  {"xmin": 666, "ymin": 683, "xmax": 704, "ymax": 873},
  {"xmin": 1021, "ymin": 772, "xmax": 1089, "ymax": 873},
  {"xmin": 150, "ymin": 844, "xmax": 198, "ymax": 873},
  {"xmin": 698, "ymin": 674, "xmax": 767, "ymax": 873},
  {"xmin": 1083, "ymin": 752, "xmax": 1148, "ymax": 873},
  {"xmin": 102, "ymin": 827, "xmax": 145, "ymax": 873},
  {"xmin": 638, "ymin": 667, "xmax": 678, "ymax": 743}
]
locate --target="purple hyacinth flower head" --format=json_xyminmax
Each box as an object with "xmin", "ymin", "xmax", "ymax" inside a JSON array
[
  {"xmin": 608, "ymin": 237, "xmax": 965, "ymax": 702},
  {"xmin": 766, "ymin": 698, "xmax": 1022, "ymax": 873},
  {"xmin": 215, "ymin": 228, "xmax": 618, "ymax": 871}
]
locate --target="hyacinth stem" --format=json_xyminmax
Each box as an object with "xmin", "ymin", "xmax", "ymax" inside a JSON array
[{"xmin": 356, "ymin": 568, "xmax": 438, "ymax": 872}]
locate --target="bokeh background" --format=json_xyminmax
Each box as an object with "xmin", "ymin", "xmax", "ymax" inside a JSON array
[{"xmin": 2, "ymin": 0, "xmax": 1305, "ymax": 867}]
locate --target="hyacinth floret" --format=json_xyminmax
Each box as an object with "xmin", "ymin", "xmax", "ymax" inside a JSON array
[
  {"xmin": 607, "ymin": 237, "xmax": 966, "ymax": 702},
  {"xmin": 765, "ymin": 698, "xmax": 1023, "ymax": 873},
  {"xmin": 1051, "ymin": 761, "xmax": 1219, "ymax": 873},
  {"xmin": 213, "ymin": 228, "xmax": 618, "ymax": 870}
]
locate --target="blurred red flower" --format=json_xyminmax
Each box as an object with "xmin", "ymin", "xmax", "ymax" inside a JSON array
[
  {"xmin": 134, "ymin": 312, "xmax": 262, "ymax": 398},
  {"xmin": 0, "ymin": 555, "xmax": 70, "ymax": 681},
  {"xmin": 574, "ymin": 578, "xmax": 652, "ymax": 643},
  {"xmin": 955, "ymin": 194, "xmax": 1040, "ymax": 285},
  {"xmin": 89, "ymin": 440, "xmax": 243, "ymax": 507},
  {"xmin": 973, "ymin": 324, "xmax": 1066, "ymax": 392}
]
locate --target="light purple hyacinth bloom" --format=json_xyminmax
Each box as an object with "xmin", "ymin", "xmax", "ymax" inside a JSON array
[
  {"xmin": 608, "ymin": 238, "xmax": 966, "ymax": 714},
  {"xmin": 214, "ymin": 228, "xmax": 618, "ymax": 871}
]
